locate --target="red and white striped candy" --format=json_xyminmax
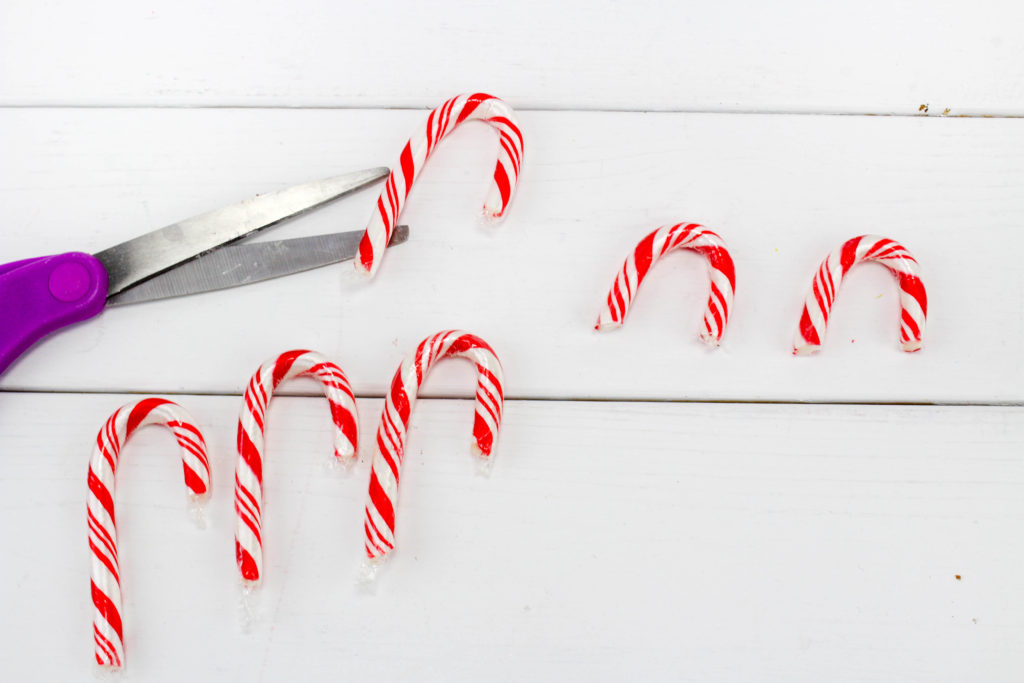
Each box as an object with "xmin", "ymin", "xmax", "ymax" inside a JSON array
[
  {"xmin": 234, "ymin": 350, "xmax": 358, "ymax": 585},
  {"xmin": 87, "ymin": 398, "xmax": 210, "ymax": 669},
  {"xmin": 596, "ymin": 223, "xmax": 736, "ymax": 346},
  {"xmin": 794, "ymin": 234, "xmax": 927, "ymax": 354},
  {"xmin": 357, "ymin": 92, "xmax": 525, "ymax": 277},
  {"xmin": 364, "ymin": 330, "xmax": 504, "ymax": 563}
]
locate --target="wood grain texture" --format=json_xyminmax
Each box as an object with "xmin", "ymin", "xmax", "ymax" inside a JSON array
[
  {"xmin": 1, "ymin": 0, "xmax": 1022, "ymax": 115},
  {"xmin": 0, "ymin": 392, "xmax": 1020, "ymax": 681},
  {"xmin": 2, "ymin": 4, "xmax": 1021, "ymax": 680},
  {"xmin": 1, "ymin": 108, "xmax": 1021, "ymax": 402}
]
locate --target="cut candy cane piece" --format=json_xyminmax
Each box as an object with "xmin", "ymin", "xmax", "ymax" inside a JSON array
[
  {"xmin": 596, "ymin": 223, "xmax": 736, "ymax": 346},
  {"xmin": 234, "ymin": 350, "xmax": 358, "ymax": 586},
  {"xmin": 364, "ymin": 330, "xmax": 504, "ymax": 566},
  {"xmin": 794, "ymin": 234, "xmax": 927, "ymax": 355},
  {"xmin": 357, "ymin": 92, "xmax": 525, "ymax": 278},
  {"xmin": 87, "ymin": 398, "xmax": 210, "ymax": 669}
]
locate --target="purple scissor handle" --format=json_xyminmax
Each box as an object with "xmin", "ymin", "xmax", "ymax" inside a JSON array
[
  {"xmin": 0, "ymin": 169, "xmax": 398, "ymax": 377},
  {"xmin": 0, "ymin": 253, "xmax": 108, "ymax": 374}
]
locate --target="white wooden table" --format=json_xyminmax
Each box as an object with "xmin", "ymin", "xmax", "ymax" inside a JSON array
[{"xmin": 1, "ymin": 2, "xmax": 1022, "ymax": 680}]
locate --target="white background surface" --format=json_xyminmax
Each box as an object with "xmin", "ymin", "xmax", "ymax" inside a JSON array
[{"xmin": 1, "ymin": 2, "xmax": 1022, "ymax": 681}]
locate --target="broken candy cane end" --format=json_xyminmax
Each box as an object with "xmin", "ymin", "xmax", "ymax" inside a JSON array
[
  {"xmin": 792, "ymin": 341, "xmax": 821, "ymax": 356},
  {"xmin": 357, "ymin": 558, "xmax": 385, "ymax": 589},
  {"xmin": 187, "ymin": 488, "xmax": 211, "ymax": 504},
  {"xmin": 327, "ymin": 448, "xmax": 357, "ymax": 474},
  {"xmin": 472, "ymin": 442, "xmax": 495, "ymax": 477},
  {"xmin": 901, "ymin": 340, "xmax": 923, "ymax": 353},
  {"xmin": 479, "ymin": 204, "xmax": 507, "ymax": 226},
  {"xmin": 92, "ymin": 661, "xmax": 124, "ymax": 677},
  {"xmin": 699, "ymin": 331, "xmax": 722, "ymax": 348},
  {"xmin": 186, "ymin": 492, "xmax": 210, "ymax": 529},
  {"xmin": 333, "ymin": 437, "xmax": 357, "ymax": 462},
  {"xmin": 354, "ymin": 258, "xmax": 374, "ymax": 277}
]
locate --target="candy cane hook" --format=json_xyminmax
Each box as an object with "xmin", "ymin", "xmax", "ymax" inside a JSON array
[
  {"xmin": 794, "ymin": 234, "xmax": 927, "ymax": 354},
  {"xmin": 235, "ymin": 350, "xmax": 359, "ymax": 585},
  {"xmin": 357, "ymin": 92, "xmax": 525, "ymax": 277},
  {"xmin": 596, "ymin": 223, "xmax": 736, "ymax": 346},
  {"xmin": 364, "ymin": 330, "xmax": 504, "ymax": 565},
  {"xmin": 87, "ymin": 398, "xmax": 210, "ymax": 669}
]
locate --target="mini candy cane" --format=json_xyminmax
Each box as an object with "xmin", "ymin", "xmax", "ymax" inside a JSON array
[
  {"xmin": 87, "ymin": 398, "xmax": 210, "ymax": 669},
  {"xmin": 357, "ymin": 92, "xmax": 525, "ymax": 277},
  {"xmin": 235, "ymin": 350, "xmax": 359, "ymax": 585},
  {"xmin": 596, "ymin": 223, "xmax": 736, "ymax": 346},
  {"xmin": 794, "ymin": 234, "xmax": 927, "ymax": 354},
  {"xmin": 364, "ymin": 330, "xmax": 504, "ymax": 565}
]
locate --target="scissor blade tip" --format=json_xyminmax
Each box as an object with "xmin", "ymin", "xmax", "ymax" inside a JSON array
[
  {"xmin": 365, "ymin": 166, "xmax": 390, "ymax": 181},
  {"xmin": 390, "ymin": 225, "xmax": 410, "ymax": 245},
  {"xmin": 340, "ymin": 166, "xmax": 390, "ymax": 191}
]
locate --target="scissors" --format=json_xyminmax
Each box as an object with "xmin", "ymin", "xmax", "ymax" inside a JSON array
[{"xmin": 0, "ymin": 167, "xmax": 409, "ymax": 375}]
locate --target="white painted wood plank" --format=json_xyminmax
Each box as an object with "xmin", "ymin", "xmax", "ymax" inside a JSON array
[
  {"xmin": 2, "ymin": 108, "xmax": 1021, "ymax": 402},
  {"xmin": 0, "ymin": 392, "xmax": 1020, "ymax": 681},
  {"xmin": 1, "ymin": 0, "xmax": 1022, "ymax": 115}
]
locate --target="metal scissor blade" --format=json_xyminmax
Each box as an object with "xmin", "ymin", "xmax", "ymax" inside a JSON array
[
  {"xmin": 106, "ymin": 225, "xmax": 409, "ymax": 306},
  {"xmin": 94, "ymin": 167, "xmax": 389, "ymax": 296}
]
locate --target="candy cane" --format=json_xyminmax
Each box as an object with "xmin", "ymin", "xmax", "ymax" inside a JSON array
[
  {"xmin": 357, "ymin": 92, "xmax": 525, "ymax": 277},
  {"xmin": 364, "ymin": 330, "xmax": 504, "ymax": 564},
  {"xmin": 234, "ymin": 350, "xmax": 359, "ymax": 585},
  {"xmin": 794, "ymin": 234, "xmax": 927, "ymax": 354},
  {"xmin": 87, "ymin": 398, "xmax": 210, "ymax": 669},
  {"xmin": 595, "ymin": 223, "xmax": 736, "ymax": 346}
]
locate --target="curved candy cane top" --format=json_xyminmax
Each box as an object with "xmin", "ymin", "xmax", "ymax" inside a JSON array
[
  {"xmin": 794, "ymin": 234, "xmax": 927, "ymax": 355},
  {"xmin": 596, "ymin": 223, "xmax": 736, "ymax": 346},
  {"xmin": 235, "ymin": 350, "xmax": 359, "ymax": 584},
  {"xmin": 364, "ymin": 330, "xmax": 504, "ymax": 563},
  {"xmin": 87, "ymin": 398, "xmax": 210, "ymax": 669},
  {"xmin": 357, "ymin": 92, "xmax": 525, "ymax": 277}
]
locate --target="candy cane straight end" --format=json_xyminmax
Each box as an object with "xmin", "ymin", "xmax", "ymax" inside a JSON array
[
  {"xmin": 699, "ymin": 330, "xmax": 723, "ymax": 349},
  {"xmin": 792, "ymin": 341, "xmax": 821, "ymax": 356},
  {"xmin": 354, "ymin": 255, "xmax": 375, "ymax": 278},
  {"xmin": 187, "ymin": 494, "xmax": 210, "ymax": 530},
  {"xmin": 355, "ymin": 226, "xmax": 384, "ymax": 279},
  {"xmin": 236, "ymin": 582, "xmax": 261, "ymax": 632},
  {"xmin": 325, "ymin": 449, "xmax": 357, "ymax": 474},
  {"xmin": 332, "ymin": 435, "xmax": 358, "ymax": 464},
  {"xmin": 901, "ymin": 339, "xmax": 923, "ymax": 353},
  {"xmin": 594, "ymin": 315, "xmax": 623, "ymax": 332},
  {"xmin": 235, "ymin": 539, "xmax": 262, "ymax": 586},
  {"xmin": 355, "ymin": 559, "xmax": 384, "ymax": 593},
  {"xmin": 474, "ymin": 449, "xmax": 495, "ymax": 478},
  {"xmin": 471, "ymin": 438, "xmax": 497, "ymax": 471},
  {"xmin": 188, "ymin": 487, "xmax": 212, "ymax": 504},
  {"xmin": 480, "ymin": 203, "xmax": 507, "ymax": 225},
  {"xmin": 93, "ymin": 660, "xmax": 122, "ymax": 676}
]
